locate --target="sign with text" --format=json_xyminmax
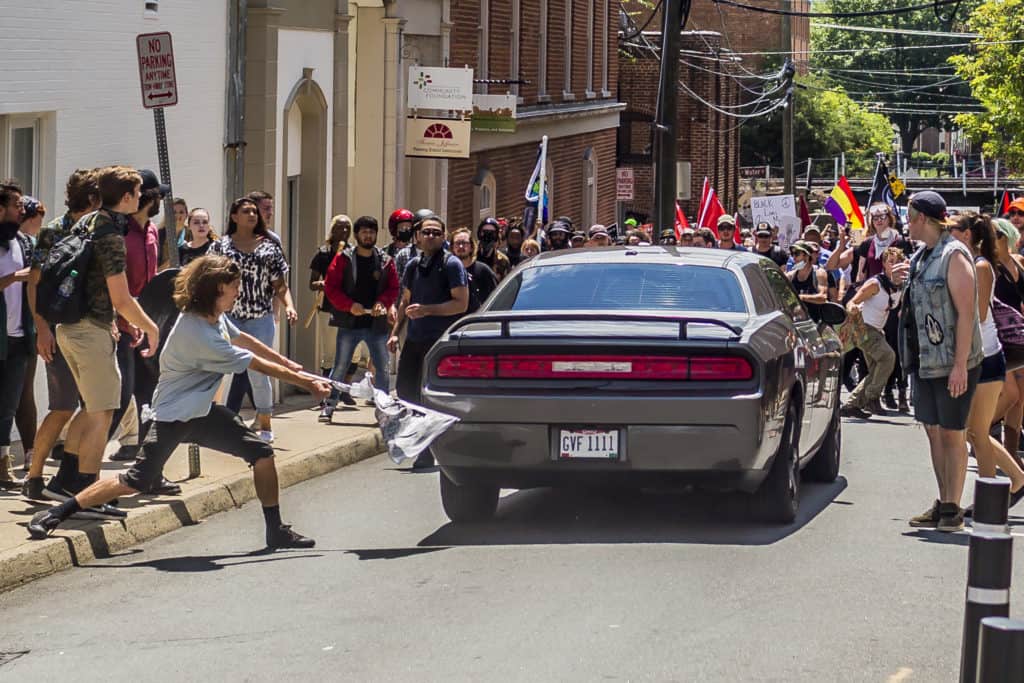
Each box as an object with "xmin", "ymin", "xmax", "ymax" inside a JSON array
[
  {"xmin": 407, "ymin": 67, "xmax": 474, "ymax": 111},
  {"xmin": 136, "ymin": 32, "xmax": 178, "ymax": 109},
  {"xmin": 776, "ymin": 215, "xmax": 803, "ymax": 250},
  {"xmin": 750, "ymin": 194, "xmax": 796, "ymax": 229},
  {"xmin": 616, "ymin": 168, "xmax": 635, "ymax": 201},
  {"xmin": 405, "ymin": 118, "xmax": 471, "ymax": 159},
  {"xmin": 471, "ymin": 94, "xmax": 517, "ymax": 133}
]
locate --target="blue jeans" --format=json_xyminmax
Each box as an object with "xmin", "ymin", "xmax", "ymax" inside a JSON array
[
  {"xmin": 328, "ymin": 326, "xmax": 390, "ymax": 405},
  {"xmin": 227, "ymin": 313, "xmax": 276, "ymax": 415}
]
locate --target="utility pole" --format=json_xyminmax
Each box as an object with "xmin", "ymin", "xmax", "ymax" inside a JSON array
[
  {"xmin": 654, "ymin": 0, "xmax": 688, "ymax": 233},
  {"xmin": 781, "ymin": 8, "xmax": 794, "ymax": 196}
]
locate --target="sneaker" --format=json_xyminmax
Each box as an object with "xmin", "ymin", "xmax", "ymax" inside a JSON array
[
  {"xmin": 909, "ymin": 500, "xmax": 941, "ymax": 528},
  {"xmin": 266, "ymin": 524, "xmax": 316, "ymax": 549},
  {"xmin": 937, "ymin": 503, "xmax": 964, "ymax": 532},
  {"xmin": 71, "ymin": 503, "xmax": 128, "ymax": 521},
  {"xmin": 868, "ymin": 398, "xmax": 885, "ymax": 415},
  {"xmin": 21, "ymin": 476, "xmax": 45, "ymax": 502},
  {"xmin": 339, "ymin": 392, "xmax": 357, "ymax": 407},
  {"xmin": 318, "ymin": 405, "xmax": 334, "ymax": 423},
  {"xmin": 147, "ymin": 477, "xmax": 182, "ymax": 496},
  {"xmin": 881, "ymin": 393, "xmax": 897, "ymax": 411},
  {"xmin": 839, "ymin": 404, "xmax": 871, "ymax": 419},
  {"xmin": 27, "ymin": 509, "xmax": 63, "ymax": 539},
  {"xmin": 257, "ymin": 430, "xmax": 275, "ymax": 444},
  {"xmin": 109, "ymin": 445, "xmax": 140, "ymax": 462},
  {"xmin": 42, "ymin": 475, "xmax": 71, "ymax": 503}
]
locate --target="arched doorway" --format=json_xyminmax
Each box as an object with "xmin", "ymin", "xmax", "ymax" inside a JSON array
[{"xmin": 281, "ymin": 70, "xmax": 328, "ymax": 383}]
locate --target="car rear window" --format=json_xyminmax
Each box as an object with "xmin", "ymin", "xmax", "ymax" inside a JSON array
[{"xmin": 489, "ymin": 263, "xmax": 748, "ymax": 312}]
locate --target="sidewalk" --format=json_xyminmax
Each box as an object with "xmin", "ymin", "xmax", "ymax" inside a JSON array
[{"xmin": 0, "ymin": 396, "xmax": 384, "ymax": 593}]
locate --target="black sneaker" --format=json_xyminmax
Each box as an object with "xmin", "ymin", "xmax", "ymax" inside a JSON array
[
  {"xmin": 70, "ymin": 503, "xmax": 128, "ymax": 521},
  {"xmin": 339, "ymin": 392, "xmax": 357, "ymax": 407},
  {"xmin": 42, "ymin": 474, "xmax": 71, "ymax": 503},
  {"xmin": 266, "ymin": 524, "xmax": 316, "ymax": 549},
  {"xmin": 839, "ymin": 404, "xmax": 871, "ymax": 419},
  {"xmin": 109, "ymin": 445, "xmax": 139, "ymax": 462},
  {"xmin": 937, "ymin": 503, "xmax": 964, "ymax": 532},
  {"xmin": 21, "ymin": 476, "xmax": 45, "ymax": 502},
  {"xmin": 318, "ymin": 405, "xmax": 334, "ymax": 423},
  {"xmin": 27, "ymin": 509, "xmax": 63, "ymax": 539},
  {"xmin": 868, "ymin": 398, "xmax": 885, "ymax": 415}
]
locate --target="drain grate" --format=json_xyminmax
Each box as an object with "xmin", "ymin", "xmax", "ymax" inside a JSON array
[{"xmin": 0, "ymin": 651, "xmax": 29, "ymax": 667}]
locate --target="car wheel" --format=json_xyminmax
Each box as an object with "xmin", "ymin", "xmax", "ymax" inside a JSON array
[
  {"xmin": 804, "ymin": 405, "xmax": 841, "ymax": 483},
  {"xmin": 751, "ymin": 402, "xmax": 800, "ymax": 524},
  {"xmin": 440, "ymin": 470, "xmax": 499, "ymax": 523}
]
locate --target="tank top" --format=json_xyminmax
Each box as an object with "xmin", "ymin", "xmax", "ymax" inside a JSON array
[
  {"xmin": 994, "ymin": 259, "xmax": 1024, "ymax": 311},
  {"xmin": 792, "ymin": 266, "xmax": 823, "ymax": 320},
  {"xmin": 977, "ymin": 256, "xmax": 1002, "ymax": 357},
  {"xmin": 860, "ymin": 276, "xmax": 895, "ymax": 330}
]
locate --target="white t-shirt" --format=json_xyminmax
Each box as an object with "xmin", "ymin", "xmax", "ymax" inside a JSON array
[
  {"xmin": 0, "ymin": 238, "xmax": 24, "ymax": 338},
  {"xmin": 860, "ymin": 276, "xmax": 900, "ymax": 331}
]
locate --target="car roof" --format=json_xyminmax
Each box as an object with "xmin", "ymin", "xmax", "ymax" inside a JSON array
[{"xmin": 525, "ymin": 245, "xmax": 766, "ymax": 269}]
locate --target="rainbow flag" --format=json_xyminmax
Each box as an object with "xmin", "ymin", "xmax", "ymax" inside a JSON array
[{"xmin": 824, "ymin": 176, "xmax": 865, "ymax": 230}]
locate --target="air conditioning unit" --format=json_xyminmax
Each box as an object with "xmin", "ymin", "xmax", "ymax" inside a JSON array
[{"xmin": 676, "ymin": 161, "xmax": 691, "ymax": 200}]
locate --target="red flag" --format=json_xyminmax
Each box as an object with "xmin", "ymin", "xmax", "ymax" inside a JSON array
[
  {"xmin": 697, "ymin": 177, "xmax": 724, "ymax": 237},
  {"xmin": 1001, "ymin": 191, "xmax": 1012, "ymax": 217},
  {"xmin": 674, "ymin": 200, "xmax": 689, "ymax": 240},
  {"xmin": 799, "ymin": 193, "xmax": 812, "ymax": 231}
]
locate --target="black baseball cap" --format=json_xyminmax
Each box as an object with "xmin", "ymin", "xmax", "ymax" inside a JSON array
[
  {"xmin": 138, "ymin": 169, "xmax": 170, "ymax": 197},
  {"xmin": 908, "ymin": 191, "xmax": 948, "ymax": 221}
]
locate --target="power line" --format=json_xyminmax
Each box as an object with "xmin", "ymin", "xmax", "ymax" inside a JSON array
[
  {"xmin": 810, "ymin": 22, "xmax": 978, "ymax": 39},
  {"xmin": 713, "ymin": 0, "xmax": 965, "ymax": 18},
  {"xmin": 732, "ymin": 38, "xmax": 1024, "ymax": 57}
]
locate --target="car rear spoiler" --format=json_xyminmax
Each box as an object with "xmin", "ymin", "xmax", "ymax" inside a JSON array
[{"xmin": 447, "ymin": 311, "xmax": 744, "ymax": 341}]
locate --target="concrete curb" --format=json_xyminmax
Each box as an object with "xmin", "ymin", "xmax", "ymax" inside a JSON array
[{"xmin": 0, "ymin": 430, "xmax": 384, "ymax": 594}]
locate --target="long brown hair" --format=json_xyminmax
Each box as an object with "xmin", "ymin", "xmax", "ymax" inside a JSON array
[{"xmin": 173, "ymin": 255, "xmax": 241, "ymax": 316}]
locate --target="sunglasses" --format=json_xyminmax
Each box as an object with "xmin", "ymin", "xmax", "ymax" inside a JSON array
[
  {"xmin": 1010, "ymin": 210, "xmax": 1024, "ymax": 217},
  {"xmin": 870, "ymin": 213, "xmax": 888, "ymax": 219},
  {"xmin": 420, "ymin": 229, "xmax": 444, "ymax": 237}
]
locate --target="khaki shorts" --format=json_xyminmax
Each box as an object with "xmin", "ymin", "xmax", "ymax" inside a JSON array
[{"xmin": 56, "ymin": 320, "xmax": 121, "ymax": 412}]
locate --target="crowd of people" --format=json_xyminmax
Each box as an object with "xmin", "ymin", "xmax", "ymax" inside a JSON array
[{"xmin": 3, "ymin": 163, "xmax": 1024, "ymax": 543}]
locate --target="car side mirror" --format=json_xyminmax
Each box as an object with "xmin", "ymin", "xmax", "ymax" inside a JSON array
[{"xmin": 819, "ymin": 302, "xmax": 847, "ymax": 326}]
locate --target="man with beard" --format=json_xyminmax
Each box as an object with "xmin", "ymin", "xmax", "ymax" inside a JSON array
[
  {"xmin": 503, "ymin": 222, "xmax": 526, "ymax": 266},
  {"xmin": 546, "ymin": 220, "xmax": 572, "ymax": 251},
  {"xmin": 451, "ymin": 227, "xmax": 498, "ymax": 314},
  {"xmin": 476, "ymin": 218, "xmax": 510, "ymax": 281},
  {"xmin": 0, "ymin": 179, "xmax": 32, "ymax": 488},
  {"xmin": 321, "ymin": 216, "xmax": 399, "ymax": 422},
  {"xmin": 388, "ymin": 214, "xmax": 468, "ymax": 469}
]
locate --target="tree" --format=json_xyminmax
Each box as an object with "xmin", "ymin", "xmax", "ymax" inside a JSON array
[
  {"xmin": 741, "ymin": 75, "xmax": 895, "ymax": 174},
  {"xmin": 810, "ymin": 0, "xmax": 981, "ymax": 154},
  {"xmin": 950, "ymin": 0, "xmax": 1024, "ymax": 169}
]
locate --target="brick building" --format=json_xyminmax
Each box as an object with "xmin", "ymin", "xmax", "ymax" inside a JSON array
[{"xmin": 442, "ymin": 0, "xmax": 624, "ymax": 232}]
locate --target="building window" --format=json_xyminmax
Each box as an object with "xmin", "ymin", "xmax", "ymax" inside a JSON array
[
  {"xmin": 0, "ymin": 115, "xmax": 41, "ymax": 196},
  {"xmin": 511, "ymin": 0, "xmax": 521, "ymax": 98},
  {"xmin": 474, "ymin": 168, "xmax": 497, "ymax": 224},
  {"xmin": 600, "ymin": 0, "xmax": 610, "ymax": 96},
  {"xmin": 562, "ymin": 0, "xmax": 573, "ymax": 99},
  {"xmin": 585, "ymin": 0, "xmax": 595, "ymax": 97},
  {"xmin": 478, "ymin": 0, "xmax": 490, "ymax": 94},
  {"xmin": 581, "ymin": 148, "xmax": 597, "ymax": 228},
  {"xmin": 538, "ymin": 0, "xmax": 549, "ymax": 100},
  {"xmin": 617, "ymin": 111, "xmax": 653, "ymax": 164}
]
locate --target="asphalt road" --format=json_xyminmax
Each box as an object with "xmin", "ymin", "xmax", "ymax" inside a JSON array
[{"xmin": 2, "ymin": 414, "xmax": 1022, "ymax": 682}]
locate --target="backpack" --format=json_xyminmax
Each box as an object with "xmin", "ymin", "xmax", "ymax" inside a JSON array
[{"xmin": 36, "ymin": 219, "xmax": 120, "ymax": 326}]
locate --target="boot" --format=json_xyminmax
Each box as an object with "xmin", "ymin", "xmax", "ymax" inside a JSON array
[
  {"xmin": 898, "ymin": 389, "xmax": 910, "ymax": 414},
  {"xmin": 881, "ymin": 390, "xmax": 897, "ymax": 411},
  {"xmin": 0, "ymin": 451, "xmax": 24, "ymax": 490}
]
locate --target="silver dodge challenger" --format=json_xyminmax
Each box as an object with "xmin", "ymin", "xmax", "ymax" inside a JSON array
[{"xmin": 421, "ymin": 246, "xmax": 846, "ymax": 524}]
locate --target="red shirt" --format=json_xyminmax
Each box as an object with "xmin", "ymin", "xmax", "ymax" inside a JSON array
[
  {"xmin": 117, "ymin": 217, "xmax": 159, "ymax": 333},
  {"xmin": 324, "ymin": 249, "xmax": 399, "ymax": 313}
]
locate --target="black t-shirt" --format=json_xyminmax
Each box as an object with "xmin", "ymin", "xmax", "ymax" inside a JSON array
[
  {"xmin": 310, "ymin": 247, "xmax": 336, "ymax": 313},
  {"xmin": 351, "ymin": 253, "xmax": 378, "ymax": 329},
  {"xmin": 791, "ymin": 266, "xmax": 823, "ymax": 321},
  {"xmin": 465, "ymin": 260, "xmax": 498, "ymax": 314},
  {"xmin": 755, "ymin": 245, "xmax": 788, "ymax": 267},
  {"xmin": 179, "ymin": 240, "xmax": 212, "ymax": 267},
  {"xmin": 401, "ymin": 251, "xmax": 468, "ymax": 343}
]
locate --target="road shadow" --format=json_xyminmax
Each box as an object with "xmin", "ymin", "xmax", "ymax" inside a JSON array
[
  {"xmin": 80, "ymin": 548, "xmax": 325, "ymax": 572},
  {"xmin": 902, "ymin": 529, "xmax": 970, "ymax": 546},
  {"xmin": 419, "ymin": 476, "xmax": 848, "ymax": 548}
]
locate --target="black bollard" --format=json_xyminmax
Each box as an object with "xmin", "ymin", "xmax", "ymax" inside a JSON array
[
  {"xmin": 977, "ymin": 617, "xmax": 1024, "ymax": 682},
  {"xmin": 972, "ymin": 477, "xmax": 1011, "ymax": 535},
  {"xmin": 187, "ymin": 443, "xmax": 201, "ymax": 479},
  {"xmin": 960, "ymin": 533, "xmax": 1013, "ymax": 683}
]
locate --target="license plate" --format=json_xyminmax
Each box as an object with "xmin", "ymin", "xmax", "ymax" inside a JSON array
[{"xmin": 558, "ymin": 429, "xmax": 619, "ymax": 460}]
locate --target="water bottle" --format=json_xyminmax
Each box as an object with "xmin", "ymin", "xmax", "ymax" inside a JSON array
[{"xmin": 52, "ymin": 269, "xmax": 78, "ymax": 312}]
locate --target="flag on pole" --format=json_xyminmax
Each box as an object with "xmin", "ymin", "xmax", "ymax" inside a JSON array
[
  {"xmin": 866, "ymin": 159, "xmax": 901, "ymax": 229},
  {"xmin": 823, "ymin": 176, "xmax": 865, "ymax": 230},
  {"xmin": 523, "ymin": 141, "xmax": 548, "ymax": 229},
  {"xmin": 674, "ymin": 200, "xmax": 689, "ymax": 240},
  {"xmin": 999, "ymin": 190, "xmax": 1012, "ymax": 217},
  {"xmin": 798, "ymin": 194, "xmax": 812, "ymax": 230},
  {"xmin": 697, "ymin": 177, "xmax": 725, "ymax": 237}
]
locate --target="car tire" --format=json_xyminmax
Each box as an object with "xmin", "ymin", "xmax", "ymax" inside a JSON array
[
  {"xmin": 804, "ymin": 405, "xmax": 841, "ymax": 483},
  {"xmin": 751, "ymin": 402, "xmax": 800, "ymax": 524},
  {"xmin": 440, "ymin": 470, "xmax": 499, "ymax": 523}
]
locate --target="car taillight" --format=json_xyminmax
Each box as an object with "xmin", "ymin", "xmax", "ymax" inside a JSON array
[
  {"xmin": 436, "ymin": 355, "xmax": 496, "ymax": 378},
  {"xmin": 497, "ymin": 355, "xmax": 690, "ymax": 380},
  {"xmin": 688, "ymin": 356, "xmax": 753, "ymax": 381}
]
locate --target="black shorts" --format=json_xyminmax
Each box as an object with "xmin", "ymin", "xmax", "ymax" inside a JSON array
[
  {"xmin": 979, "ymin": 352, "xmax": 1007, "ymax": 385},
  {"xmin": 120, "ymin": 404, "xmax": 274, "ymax": 492},
  {"xmin": 912, "ymin": 365, "xmax": 983, "ymax": 430}
]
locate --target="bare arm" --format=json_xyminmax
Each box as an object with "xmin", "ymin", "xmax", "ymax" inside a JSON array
[
  {"xmin": 848, "ymin": 279, "xmax": 880, "ymax": 308},
  {"xmin": 947, "ymin": 251, "xmax": 977, "ymax": 398},
  {"xmin": 798, "ymin": 270, "xmax": 829, "ymax": 305},
  {"xmin": 407, "ymin": 286, "xmax": 469, "ymax": 319},
  {"xmin": 27, "ymin": 268, "xmax": 56, "ymax": 362},
  {"xmin": 246, "ymin": 354, "xmax": 329, "ymax": 400},
  {"xmin": 976, "ymin": 260, "xmax": 994, "ymax": 324},
  {"xmin": 825, "ymin": 244, "xmax": 854, "ymax": 271},
  {"xmin": 107, "ymin": 273, "xmax": 160, "ymax": 356},
  {"xmin": 273, "ymin": 277, "xmax": 298, "ymax": 324},
  {"xmin": 0, "ymin": 267, "xmax": 29, "ymax": 290}
]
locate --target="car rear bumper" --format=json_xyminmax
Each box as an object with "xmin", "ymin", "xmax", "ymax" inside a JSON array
[{"xmin": 422, "ymin": 389, "xmax": 783, "ymax": 492}]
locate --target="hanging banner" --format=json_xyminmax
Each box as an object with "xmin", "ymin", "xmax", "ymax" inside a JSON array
[
  {"xmin": 471, "ymin": 94, "xmax": 517, "ymax": 133},
  {"xmin": 407, "ymin": 66, "xmax": 474, "ymax": 111},
  {"xmin": 405, "ymin": 118, "xmax": 472, "ymax": 159}
]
